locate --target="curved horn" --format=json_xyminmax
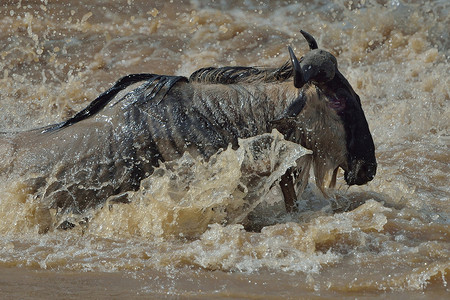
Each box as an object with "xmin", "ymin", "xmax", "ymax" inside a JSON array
[
  {"xmin": 288, "ymin": 46, "xmax": 306, "ymax": 88},
  {"xmin": 300, "ymin": 30, "xmax": 318, "ymax": 50},
  {"xmin": 288, "ymin": 30, "xmax": 337, "ymax": 88}
]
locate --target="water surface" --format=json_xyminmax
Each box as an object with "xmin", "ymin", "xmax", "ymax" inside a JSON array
[{"xmin": 0, "ymin": 0, "xmax": 448, "ymax": 298}]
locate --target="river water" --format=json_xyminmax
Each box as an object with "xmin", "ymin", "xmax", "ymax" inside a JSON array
[{"xmin": 0, "ymin": 0, "xmax": 448, "ymax": 298}]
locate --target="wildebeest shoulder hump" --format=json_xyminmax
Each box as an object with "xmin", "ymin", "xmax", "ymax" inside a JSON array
[
  {"xmin": 189, "ymin": 62, "xmax": 293, "ymax": 84},
  {"xmin": 43, "ymin": 73, "xmax": 187, "ymax": 133}
]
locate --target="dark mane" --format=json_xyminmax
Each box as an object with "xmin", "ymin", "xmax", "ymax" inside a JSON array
[
  {"xmin": 27, "ymin": 62, "xmax": 293, "ymax": 134},
  {"xmin": 189, "ymin": 61, "xmax": 293, "ymax": 84},
  {"xmin": 42, "ymin": 73, "xmax": 186, "ymax": 133}
]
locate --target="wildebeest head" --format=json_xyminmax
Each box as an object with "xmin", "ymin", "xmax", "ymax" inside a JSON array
[{"xmin": 288, "ymin": 30, "xmax": 377, "ymax": 186}]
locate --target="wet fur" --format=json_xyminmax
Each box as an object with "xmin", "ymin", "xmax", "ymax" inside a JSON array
[
  {"xmin": 1, "ymin": 61, "xmax": 348, "ymax": 223},
  {"xmin": 189, "ymin": 66, "xmax": 347, "ymax": 195},
  {"xmin": 189, "ymin": 62, "xmax": 293, "ymax": 84},
  {"xmin": 292, "ymin": 85, "xmax": 347, "ymax": 192}
]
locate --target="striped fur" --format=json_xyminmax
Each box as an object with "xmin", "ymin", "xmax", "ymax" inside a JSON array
[{"xmin": 1, "ymin": 62, "xmax": 354, "ymax": 225}]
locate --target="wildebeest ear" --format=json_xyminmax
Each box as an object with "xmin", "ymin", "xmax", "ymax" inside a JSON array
[
  {"xmin": 270, "ymin": 92, "xmax": 306, "ymax": 129},
  {"xmin": 282, "ymin": 92, "xmax": 306, "ymax": 118}
]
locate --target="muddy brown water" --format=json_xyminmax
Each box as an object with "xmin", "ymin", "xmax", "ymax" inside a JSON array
[{"xmin": 0, "ymin": 0, "xmax": 448, "ymax": 298}]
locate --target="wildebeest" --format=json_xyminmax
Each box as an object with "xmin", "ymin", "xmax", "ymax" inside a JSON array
[{"xmin": 0, "ymin": 30, "xmax": 376, "ymax": 229}]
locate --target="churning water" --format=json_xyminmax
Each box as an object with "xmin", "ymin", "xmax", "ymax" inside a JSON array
[{"xmin": 0, "ymin": 0, "xmax": 448, "ymax": 298}]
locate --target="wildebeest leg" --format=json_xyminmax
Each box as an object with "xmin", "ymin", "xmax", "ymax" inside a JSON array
[{"xmin": 280, "ymin": 167, "xmax": 297, "ymax": 212}]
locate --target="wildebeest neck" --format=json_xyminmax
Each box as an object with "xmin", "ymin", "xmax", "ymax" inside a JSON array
[
  {"xmin": 153, "ymin": 81, "xmax": 300, "ymax": 154},
  {"xmin": 274, "ymin": 84, "xmax": 348, "ymax": 189}
]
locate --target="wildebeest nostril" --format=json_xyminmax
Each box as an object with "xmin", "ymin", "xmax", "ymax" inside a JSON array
[
  {"xmin": 358, "ymin": 162, "xmax": 376, "ymax": 184},
  {"xmin": 345, "ymin": 160, "xmax": 377, "ymax": 186}
]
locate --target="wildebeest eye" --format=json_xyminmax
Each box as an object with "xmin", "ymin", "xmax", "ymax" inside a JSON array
[{"xmin": 328, "ymin": 88, "xmax": 348, "ymax": 114}]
